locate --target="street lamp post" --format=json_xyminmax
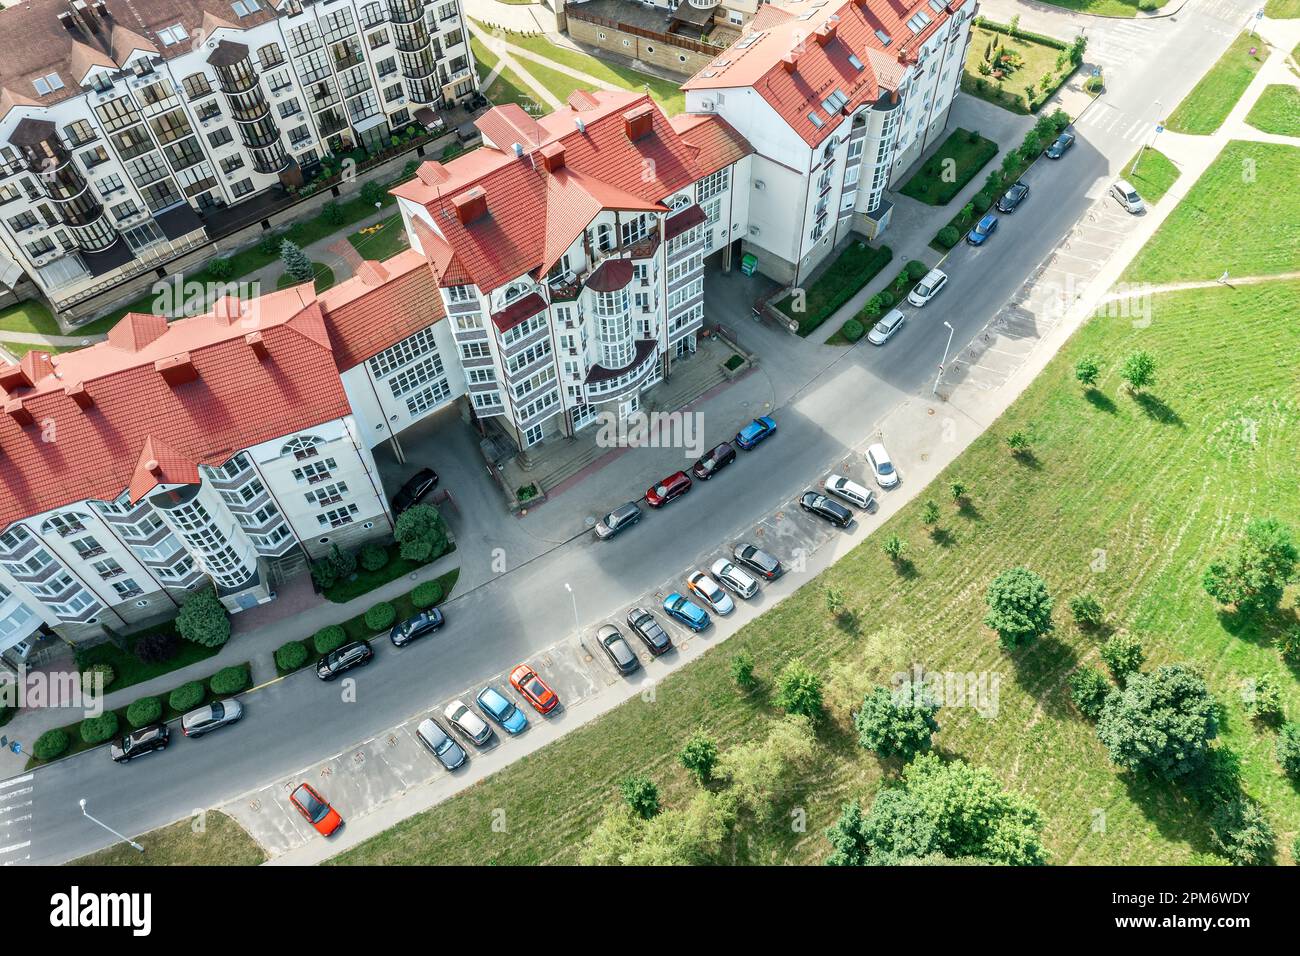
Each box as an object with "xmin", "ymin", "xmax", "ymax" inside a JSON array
[
  {"xmin": 563, "ymin": 582, "xmax": 580, "ymax": 635},
  {"xmin": 932, "ymin": 321, "xmax": 955, "ymax": 396},
  {"xmin": 79, "ymin": 798, "xmax": 144, "ymax": 854}
]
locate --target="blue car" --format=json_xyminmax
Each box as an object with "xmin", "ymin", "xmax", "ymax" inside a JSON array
[
  {"xmin": 663, "ymin": 593, "xmax": 710, "ymax": 631},
  {"xmin": 735, "ymin": 416, "xmax": 776, "ymax": 450},
  {"xmin": 966, "ymin": 212, "xmax": 998, "ymax": 246},
  {"xmin": 476, "ymin": 686, "xmax": 529, "ymax": 735}
]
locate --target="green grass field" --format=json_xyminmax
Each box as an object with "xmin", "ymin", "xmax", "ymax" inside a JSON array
[
  {"xmin": 1264, "ymin": 0, "xmax": 1300, "ymax": 17},
  {"xmin": 1166, "ymin": 33, "xmax": 1268, "ymax": 134},
  {"xmin": 348, "ymin": 215, "xmax": 409, "ymax": 261},
  {"xmin": 1123, "ymin": 141, "xmax": 1300, "ymax": 283},
  {"xmin": 472, "ymin": 35, "xmax": 546, "ymax": 115},
  {"xmin": 1245, "ymin": 83, "xmax": 1300, "ymax": 136},
  {"xmin": 901, "ymin": 129, "xmax": 999, "ymax": 205},
  {"xmin": 1120, "ymin": 147, "xmax": 1181, "ymax": 206},
  {"xmin": 71, "ymin": 810, "xmax": 265, "ymax": 866},
  {"xmin": 1034, "ymin": 0, "xmax": 1165, "ymax": 15},
  {"xmin": 961, "ymin": 25, "xmax": 1074, "ymax": 115}
]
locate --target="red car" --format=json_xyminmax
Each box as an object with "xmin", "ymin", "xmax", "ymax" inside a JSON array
[
  {"xmin": 510, "ymin": 664, "xmax": 559, "ymax": 714},
  {"xmin": 646, "ymin": 471, "xmax": 691, "ymax": 508},
  {"xmin": 289, "ymin": 782, "xmax": 343, "ymax": 837}
]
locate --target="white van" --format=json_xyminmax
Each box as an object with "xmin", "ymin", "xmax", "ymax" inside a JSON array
[{"xmin": 1110, "ymin": 179, "xmax": 1145, "ymax": 214}]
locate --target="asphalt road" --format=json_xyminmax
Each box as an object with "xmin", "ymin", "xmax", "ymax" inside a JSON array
[{"xmin": 20, "ymin": 1, "xmax": 1254, "ymax": 865}]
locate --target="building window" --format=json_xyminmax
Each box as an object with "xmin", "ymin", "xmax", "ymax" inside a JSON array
[{"xmin": 231, "ymin": 178, "xmax": 254, "ymax": 198}]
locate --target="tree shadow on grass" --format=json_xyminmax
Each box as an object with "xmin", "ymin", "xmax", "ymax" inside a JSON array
[
  {"xmin": 1215, "ymin": 605, "xmax": 1286, "ymax": 649},
  {"xmin": 890, "ymin": 558, "xmax": 919, "ymax": 580},
  {"xmin": 1084, "ymin": 387, "xmax": 1117, "ymax": 415},
  {"xmin": 1133, "ymin": 391, "xmax": 1184, "ymax": 427},
  {"xmin": 1011, "ymin": 449, "xmax": 1042, "ymax": 470},
  {"xmin": 929, "ymin": 528, "xmax": 957, "ymax": 548},
  {"xmin": 1009, "ymin": 634, "xmax": 1080, "ymax": 721},
  {"xmin": 956, "ymin": 499, "xmax": 983, "ymax": 522}
]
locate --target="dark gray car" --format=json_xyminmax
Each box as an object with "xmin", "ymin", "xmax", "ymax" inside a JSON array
[
  {"xmin": 733, "ymin": 543, "xmax": 782, "ymax": 580},
  {"xmin": 626, "ymin": 607, "xmax": 672, "ymax": 656},
  {"xmin": 596, "ymin": 624, "xmax": 640, "ymax": 674},
  {"xmin": 594, "ymin": 501, "xmax": 641, "ymax": 540},
  {"xmin": 316, "ymin": 640, "xmax": 373, "ymax": 680},
  {"xmin": 416, "ymin": 718, "xmax": 467, "ymax": 770}
]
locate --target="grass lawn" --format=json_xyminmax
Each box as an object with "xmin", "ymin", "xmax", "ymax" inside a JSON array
[
  {"xmin": 337, "ymin": 273, "xmax": 1300, "ymax": 866},
  {"xmin": 75, "ymin": 623, "xmax": 222, "ymax": 695},
  {"xmin": 473, "ymin": 35, "xmax": 546, "ymax": 115},
  {"xmin": 1264, "ymin": 0, "xmax": 1300, "ymax": 16},
  {"xmin": 1166, "ymin": 33, "xmax": 1268, "ymax": 135},
  {"xmin": 961, "ymin": 25, "xmax": 1073, "ymax": 115},
  {"xmin": 1120, "ymin": 147, "xmax": 1181, "ymax": 206},
  {"xmin": 1245, "ymin": 83, "xmax": 1300, "ymax": 136},
  {"xmin": 1123, "ymin": 140, "xmax": 1300, "ymax": 283},
  {"xmin": 275, "ymin": 263, "xmax": 336, "ymax": 292},
  {"xmin": 1033, "ymin": 0, "xmax": 1164, "ymax": 14},
  {"xmin": 900, "ymin": 128, "xmax": 999, "ymax": 205},
  {"xmin": 348, "ymin": 215, "xmax": 409, "ymax": 261},
  {"xmin": 0, "ymin": 299, "xmax": 60, "ymax": 338},
  {"xmin": 71, "ymin": 810, "xmax": 266, "ymax": 865},
  {"xmin": 774, "ymin": 241, "xmax": 894, "ymax": 337}
]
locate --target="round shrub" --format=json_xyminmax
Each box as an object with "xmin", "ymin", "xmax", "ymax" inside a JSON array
[
  {"xmin": 365, "ymin": 601, "xmax": 397, "ymax": 632},
  {"xmin": 275, "ymin": 640, "xmax": 309, "ymax": 672},
  {"xmin": 313, "ymin": 624, "xmax": 348, "ymax": 655},
  {"xmin": 841, "ymin": 318, "xmax": 865, "ymax": 342},
  {"xmin": 81, "ymin": 663, "xmax": 115, "ymax": 693},
  {"xmin": 126, "ymin": 696, "xmax": 162, "ymax": 729},
  {"xmin": 359, "ymin": 543, "xmax": 389, "ymax": 572},
  {"xmin": 80, "ymin": 712, "xmax": 119, "ymax": 746},
  {"xmin": 411, "ymin": 580, "xmax": 443, "ymax": 610},
  {"xmin": 33, "ymin": 728, "xmax": 70, "ymax": 761},
  {"xmin": 906, "ymin": 260, "xmax": 929, "ymax": 281},
  {"xmin": 937, "ymin": 225, "xmax": 960, "ymax": 249},
  {"xmin": 876, "ymin": 290, "xmax": 895, "ymax": 309},
  {"xmin": 207, "ymin": 258, "xmax": 235, "ymax": 281},
  {"xmin": 209, "ymin": 665, "xmax": 250, "ymax": 696},
  {"xmin": 135, "ymin": 631, "xmax": 179, "ymax": 664},
  {"xmin": 972, "ymin": 190, "xmax": 996, "ymax": 213},
  {"xmin": 168, "ymin": 681, "xmax": 205, "ymax": 713}
]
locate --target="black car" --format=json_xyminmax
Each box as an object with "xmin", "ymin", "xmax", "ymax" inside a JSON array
[
  {"xmin": 594, "ymin": 501, "xmax": 641, "ymax": 540},
  {"xmin": 389, "ymin": 608, "xmax": 445, "ymax": 646},
  {"xmin": 691, "ymin": 441, "xmax": 737, "ymax": 480},
  {"xmin": 732, "ymin": 543, "xmax": 782, "ymax": 580},
  {"xmin": 1045, "ymin": 131, "xmax": 1075, "ymax": 159},
  {"xmin": 626, "ymin": 607, "xmax": 673, "ymax": 656},
  {"xmin": 392, "ymin": 467, "xmax": 438, "ymax": 514},
  {"xmin": 996, "ymin": 181, "xmax": 1030, "ymax": 213},
  {"xmin": 317, "ymin": 640, "xmax": 373, "ymax": 680},
  {"xmin": 799, "ymin": 492, "xmax": 852, "ymax": 528},
  {"xmin": 110, "ymin": 724, "xmax": 169, "ymax": 763},
  {"xmin": 596, "ymin": 624, "xmax": 640, "ymax": 674}
]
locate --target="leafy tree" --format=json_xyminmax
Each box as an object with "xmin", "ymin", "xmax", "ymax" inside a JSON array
[
  {"xmin": 1202, "ymin": 518, "xmax": 1298, "ymax": 616},
  {"xmin": 1005, "ymin": 430, "xmax": 1031, "ymax": 455},
  {"xmin": 825, "ymin": 799, "xmax": 871, "ymax": 866},
  {"xmin": 80, "ymin": 712, "xmax": 119, "ymax": 746},
  {"xmin": 949, "ymin": 481, "xmax": 968, "ymax": 505},
  {"xmin": 1241, "ymin": 673, "xmax": 1282, "ymax": 723},
  {"xmin": 1069, "ymin": 33, "xmax": 1088, "ymax": 66},
  {"xmin": 359, "ymin": 543, "xmax": 389, "ymax": 572},
  {"xmin": 1096, "ymin": 664, "xmax": 1218, "ymax": 780},
  {"xmin": 773, "ymin": 659, "xmax": 823, "ymax": 720},
  {"xmin": 313, "ymin": 624, "xmax": 348, "ymax": 655},
  {"xmin": 1209, "ymin": 798, "xmax": 1275, "ymax": 866},
  {"xmin": 1275, "ymin": 722, "xmax": 1300, "ymax": 779},
  {"xmin": 1279, "ymin": 624, "xmax": 1300, "ymax": 667},
  {"xmin": 81, "ymin": 663, "xmax": 115, "ymax": 694},
  {"xmin": 209, "ymin": 665, "xmax": 250, "ymax": 696},
  {"xmin": 731, "ymin": 650, "xmax": 756, "ymax": 690},
  {"xmin": 1074, "ymin": 354, "xmax": 1101, "ymax": 388},
  {"xmin": 135, "ymin": 630, "xmax": 178, "ymax": 664},
  {"xmin": 936, "ymin": 225, "xmax": 961, "ymax": 249},
  {"xmin": 176, "ymin": 587, "xmax": 230, "ymax": 648},
  {"xmin": 984, "ymin": 567, "xmax": 1054, "ymax": 649},
  {"xmin": 321, "ymin": 200, "xmax": 346, "ymax": 226},
  {"xmin": 279, "ymin": 239, "xmax": 315, "ymax": 283},
  {"xmin": 394, "ymin": 503, "xmax": 449, "ymax": 563},
  {"xmin": 360, "ymin": 179, "xmax": 387, "ymax": 206},
  {"xmin": 717, "ymin": 716, "xmax": 816, "ymax": 823},
  {"xmin": 825, "ymin": 586, "xmax": 845, "ymax": 619},
  {"xmin": 679, "ymin": 730, "xmax": 719, "ymax": 785},
  {"xmin": 580, "ymin": 791, "xmax": 733, "ymax": 866},
  {"xmin": 1120, "ymin": 350, "xmax": 1156, "ymax": 392},
  {"xmin": 126, "ymin": 696, "xmax": 162, "ymax": 729},
  {"xmin": 854, "ymin": 685, "xmax": 940, "ymax": 761},
  {"xmin": 1069, "ymin": 667, "xmax": 1112, "ymax": 721},
  {"xmin": 1068, "ymin": 593, "xmax": 1105, "ymax": 629},
  {"xmin": 921, "ymin": 501, "xmax": 940, "ymax": 529},
  {"xmin": 311, "ymin": 558, "xmax": 339, "ymax": 590},
  {"xmin": 328, "ymin": 544, "xmax": 356, "ymax": 578},
  {"xmin": 620, "ymin": 775, "xmax": 660, "ymax": 820},
  {"xmin": 1100, "ymin": 632, "xmax": 1145, "ymax": 686},
  {"xmin": 275, "ymin": 640, "xmax": 309, "ymax": 672},
  {"xmin": 882, "ymin": 534, "xmax": 907, "ymax": 564}
]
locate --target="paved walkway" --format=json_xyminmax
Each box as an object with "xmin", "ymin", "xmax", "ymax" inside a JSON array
[
  {"xmin": 470, "ymin": 20, "xmax": 564, "ymax": 109},
  {"xmin": 463, "ymin": 0, "xmax": 557, "ymax": 33}
]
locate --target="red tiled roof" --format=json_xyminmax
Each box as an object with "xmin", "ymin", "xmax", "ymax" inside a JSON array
[
  {"xmin": 490, "ymin": 292, "xmax": 548, "ymax": 334},
  {"xmin": 669, "ymin": 113, "xmax": 754, "ymax": 177},
  {"xmin": 587, "ymin": 258, "xmax": 633, "ymax": 293},
  {"xmin": 664, "ymin": 203, "xmax": 707, "ymax": 241},
  {"xmin": 318, "ymin": 249, "xmax": 446, "ymax": 370},
  {"xmin": 0, "ymin": 286, "xmax": 350, "ymax": 531}
]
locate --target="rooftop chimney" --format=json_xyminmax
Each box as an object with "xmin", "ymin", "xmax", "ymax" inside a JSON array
[
  {"xmin": 540, "ymin": 142, "xmax": 566, "ymax": 173},
  {"xmin": 816, "ymin": 21, "xmax": 838, "ymax": 45},
  {"xmin": 4, "ymin": 398, "xmax": 34, "ymax": 428},
  {"xmin": 145, "ymin": 459, "xmax": 162, "ymax": 476},
  {"xmin": 245, "ymin": 331, "xmax": 269, "ymax": 360},
  {"xmin": 452, "ymin": 187, "xmax": 488, "ymax": 226},
  {"xmin": 64, "ymin": 382, "xmax": 93, "ymax": 409},
  {"xmin": 623, "ymin": 105, "xmax": 654, "ymax": 141},
  {"xmin": 0, "ymin": 365, "xmax": 33, "ymax": 395},
  {"xmin": 155, "ymin": 353, "xmax": 198, "ymax": 387},
  {"xmin": 416, "ymin": 161, "xmax": 451, "ymax": 186},
  {"xmin": 782, "ymin": 53, "xmax": 798, "ymax": 72}
]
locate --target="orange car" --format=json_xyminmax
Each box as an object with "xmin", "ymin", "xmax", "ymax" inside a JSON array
[
  {"xmin": 289, "ymin": 782, "xmax": 343, "ymax": 837},
  {"xmin": 510, "ymin": 665, "xmax": 559, "ymax": 714}
]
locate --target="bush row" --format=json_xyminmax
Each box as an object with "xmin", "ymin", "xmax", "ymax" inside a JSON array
[{"xmin": 838, "ymin": 260, "xmax": 929, "ymax": 340}]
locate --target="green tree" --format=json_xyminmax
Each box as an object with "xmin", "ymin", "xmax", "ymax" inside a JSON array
[
  {"xmin": 825, "ymin": 799, "xmax": 871, "ymax": 866},
  {"xmin": 1068, "ymin": 593, "xmax": 1105, "ymax": 629},
  {"xmin": 620, "ymin": 775, "xmax": 660, "ymax": 820},
  {"xmin": 126, "ymin": 696, "xmax": 162, "ymax": 729},
  {"xmin": 1096, "ymin": 664, "xmax": 1218, "ymax": 780},
  {"xmin": 1005, "ymin": 430, "xmax": 1031, "ymax": 455},
  {"xmin": 854, "ymin": 684, "xmax": 940, "ymax": 761},
  {"xmin": 731, "ymin": 650, "xmax": 756, "ymax": 690},
  {"xmin": 774, "ymin": 659, "xmax": 823, "ymax": 720},
  {"xmin": 921, "ymin": 500, "xmax": 940, "ymax": 530},
  {"xmin": 176, "ymin": 586, "xmax": 230, "ymax": 648},
  {"xmin": 1241, "ymin": 673, "xmax": 1283, "ymax": 723},
  {"xmin": 279, "ymin": 238, "xmax": 315, "ymax": 283},
  {"xmin": 679, "ymin": 729, "xmax": 719, "ymax": 785},
  {"xmin": 1120, "ymin": 350, "xmax": 1156, "ymax": 392},
  {"xmin": 34, "ymin": 729, "xmax": 71, "ymax": 761},
  {"xmin": 1275, "ymin": 722, "xmax": 1300, "ymax": 779},
  {"xmin": 168, "ymin": 681, "xmax": 204, "ymax": 713},
  {"xmin": 1068, "ymin": 667, "xmax": 1112, "ymax": 721},
  {"xmin": 579, "ymin": 791, "xmax": 733, "ymax": 866},
  {"xmin": 1202, "ymin": 518, "xmax": 1298, "ymax": 616},
  {"xmin": 1074, "ymin": 354, "xmax": 1101, "ymax": 388},
  {"xmin": 949, "ymin": 480, "xmax": 968, "ymax": 505},
  {"xmin": 1069, "ymin": 33, "xmax": 1088, "ymax": 67},
  {"xmin": 1100, "ymin": 632, "xmax": 1145, "ymax": 686},
  {"xmin": 882, "ymin": 534, "xmax": 907, "ymax": 564},
  {"xmin": 984, "ymin": 567, "xmax": 1054, "ymax": 649},
  {"xmin": 717, "ymin": 715, "xmax": 816, "ymax": 823},
  {"xmin": 328, "ymin": 544, "xmax": 356, "ymax": 578},
  {"xmin": 394, "ymin": 503, "xmax": 449, "ymax": 563},
  {"xmin": 1209, "ymin": 798, "xmax": 1275, "ymax": 866},
  {"xmin": 825, "ymin": 585, "xmax": 845, "ymax": 619}
]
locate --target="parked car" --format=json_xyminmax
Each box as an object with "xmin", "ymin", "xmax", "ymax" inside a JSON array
[
  {"xmin": 799, "ymin": 491, "xmax": 853, "ymax": 528},
  {"xmin": 596, "ymin": 624, "xmax": 640, "ymax": 674},
  {"xmin": 866, "ymin": 442, "xmax": 899, "ymax": 489},
  {"xmin": 687, "ymin": 570, "xmax": 735, "ymax": 615},
  {"xmin": 445, "ymin": 699, "xmax": 494, "ymax": 746},
  {"xmin": 389, "ymin": 608, "xmax": 444, "ymax": 646},
  {"xmin": 1110, "ymin": 178, "xmax": 1145, "ymax": 214},
  {"xmin": 663, "ymin": 592, "xmax": 710, "ymax": 631},
  {"xmin": 907, "ymin": 268, "xmax": 948, "ymax": 307},
  {"xmin": 691, "ymin": 441, "xmax": 737, "ymax": 480},
  {"xmin": 510, "ymin": 664, "xmax": 559, "ymax": 714},
  {"xmin": 711, "ymin": 558, "xmax": 759, "ymax": 599},
  {"xmin": 966, "ymin": 212, "xmax": 999, "ymax": 246},
  {"xmin": 594, "ymin": 501, "xmax": 641, "ymax": 539},
  {"xmin": 415, "ymin": 718, "xmax": 467, "ymax": 770},
  {"xmin": 476, "ymin": 686, "xmax": 529, "ymax": 735},
  {"xmin": 824, "ymin": 474, "xmax": 876, "ymax": 510},
  {"xmin": 626, "ymin": 607, "xmax": 673, "ymax": 655},
  {"xmin": 733, "ymin": 543, "xmax": 782, "ymax": 580},
  {"xmin": 996, "ymin": 181, "xmax": 1030, "ymax": 213},
  {"xmin": 646, "ymin": 471, "xmax": 692, "ymax": 508},
  {"xmin": 289, "ymin": 782, "xmax": 343, "ymax": 836},
  {"xmin": 1045, "ymin": 131, "xmax": 1075, "ymax": 159},
  {"xmin": 110, "ymin": 724, "xmax": 169, "ymax": 763},
  {"xmin": 181, "ymin": 699, "xmax": 243, "ymax": 738},
  {"xmin": 316, "ymin": 639, "xmax": 373, "ymax": 680},
  {"xmin": 867, "ymin": 308, "xmax": 906, "ymax": 346},
  {"xmin": 392, "ymin": 467, "xmax": 438, "ymax": 514},
  {"xmin": 735, "ymin": 416, "xmax": 777, "ymax": 450}
]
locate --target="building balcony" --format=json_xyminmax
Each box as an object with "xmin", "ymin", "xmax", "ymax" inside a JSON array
[{"xmin": 584, "ymin": 339, "xmax": 658, "ymax": 403}]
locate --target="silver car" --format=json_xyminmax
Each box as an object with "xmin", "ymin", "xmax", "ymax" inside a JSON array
[
  {"xmin": 907, "ymin": 269, "xmax": 948, "ymax": 307},
  {"xmin": 824, "ymin": 474, "xmax": 876, "ymax": 510},
  {"xmin": 181, "ymin": 699, "xmax": 243, "ymax": 738},
  {"xmin": 445, "ymin": 699, "xmax": 494, "ymax": 746},
  {"xmin": 710, "ymin": 559, "xmax": 759, "ymax": 599},
  {"xmin": 416, "ymin": 718, "xmax": 467, "ymax": 770},
  {"xmin": 594, "ymin": 502, "xmax": 641, "ymax": 540},
  {"xmin": 866, "ymin": 309, "xmax": 905, "ymax": 346}
]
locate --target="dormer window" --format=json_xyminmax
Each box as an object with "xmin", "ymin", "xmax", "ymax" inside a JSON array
[
  {"xmin": 32, "ymin": 73, "xmax": 65, "ymax": 96},
  {"xmin": 231, "ymin": 0, "xmax": 261, "ymax": 17},
  {"xmin": 158, "ymin": 24, "xmax": 189, "ymax": 46}
]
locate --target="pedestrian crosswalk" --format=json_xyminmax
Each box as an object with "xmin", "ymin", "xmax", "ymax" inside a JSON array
[
  {"xmin": 0, "ymin": 773, "xmax": 34, "ymax": 866},
  {"xmin": 1075, "ymin": 100, "xmax": 1162, "ymax": 146}
]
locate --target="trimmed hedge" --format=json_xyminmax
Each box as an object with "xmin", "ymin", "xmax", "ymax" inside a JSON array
[
  {"xmin": 209, "ymin": 665, "xmax": 251, "ymax": 696},
  {"xmin": 80, "ymin": 712, "xmax": 120, "ymax": 746},
  {"xmin": 275, "ymin": 640, "xmax": 309, "ymax": 672},
  {"xmin": 359, "ymin": 544, "xmax": 389, "ymax": 572},
  {"xmin": 126, "ymin": 696, "xmax": 163, "ymax": 729},
  {"xmin": 776, "ymin": 241, "xmax": 894, "ymax": 337},
  {"xmin": 168, "ymin": 680, "xmax": 205, "ymax": 713},
  {"xmin": 411, "ymin": 579, "xmax": 443, "ymax": 610},
  {"xmin": 81, "ymin": 663, "xmax": 116, "ymax": 693},
  {"xmin": 364, "ymin": 601, "xmax": 397, "ymax": 632},
  {"xmin": 33, "ymin": 728, "xmax": 70, "ymax": 761},
  {"xmin": 975, "ymin": 17, "xmax": 1068, "ymax": 50},
  {"xmin": 841, "ymin": 318, "xmax": 866, "ymax": 342},
  {"xmin": 937, "ymin": 225, "xmax": 961, "ymax": 249},
  {"xmin": 314, "ymin": 624, "xmax": 348, "ymax": 655}
]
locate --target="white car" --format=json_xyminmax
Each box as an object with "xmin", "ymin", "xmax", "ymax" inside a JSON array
[
  {"xmin": 687, "ymin": 571, "xmax": 735, "ymax": 614},
  {"xmin": 907, "ymin": 268, "xmax": 948, "ymax": 307},
  {"xmin": 710, "ymin": 559, "xmax": 759, "ymax": 599},
  {"xmin": 1109, "ymin": 179, "xmax": 1145, "ymax": 214},
  {"xmin": 824, "ymin": 474, "xmax": 876, "ymax": 510},
  {"xmin": 444, "ymin": 700, "xmax": 494, "ymax": 746},
  {"xmin": 867, "ymin": 308, "xmax": 906, "ymax": 346},
  {"xmin": 866, "ymin": 443, "xmax": 899, "ymax": 489}
]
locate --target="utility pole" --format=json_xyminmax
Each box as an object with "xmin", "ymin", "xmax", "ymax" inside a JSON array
[{"xmin": 79, "ymin": 798, "xmax": 144, "ymax": 854}]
